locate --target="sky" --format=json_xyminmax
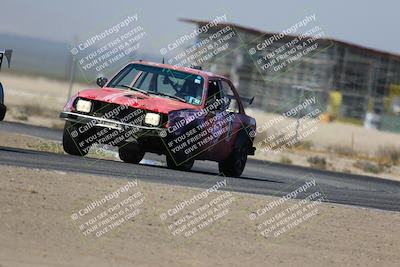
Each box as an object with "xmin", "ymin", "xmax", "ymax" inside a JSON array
[{"xmin": 0, "ymin": 0, "xmax": 399, "ymax": 55}]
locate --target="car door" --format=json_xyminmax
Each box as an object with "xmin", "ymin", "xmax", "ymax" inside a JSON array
[
  {"xmin": 201, "ymin": 79, "xmax": 238, "ymax": 161},
  {"xmin": 218, "ymin": 79, "xmax": 245, "ymax": 155}
]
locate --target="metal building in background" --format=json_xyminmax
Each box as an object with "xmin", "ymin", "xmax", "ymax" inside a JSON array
[{"xmin": 181, "ymin": 19, "xmax": 400, "ymax": 132}]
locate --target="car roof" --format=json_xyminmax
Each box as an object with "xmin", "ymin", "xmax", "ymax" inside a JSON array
[{"xmin": 129, "ymin": 60, "xmax": 228, "ymax": 80}]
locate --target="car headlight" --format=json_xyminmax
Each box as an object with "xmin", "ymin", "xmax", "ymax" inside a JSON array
[
  {"xmin": 75, "ymin": 99, "xmax": 92, "ymax": 113},
  {"xmin": 144, "ymin": 113, "xmax": 161, "ymax": 126}
]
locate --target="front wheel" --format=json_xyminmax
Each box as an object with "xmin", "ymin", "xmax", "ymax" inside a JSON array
[
  {"xmin": 218, "ymin": 142, "xmax": 249, "ymax": 177},
  {"xmin": 118, "ymin": 143, "xmax": 145, "ymax": 164},
  {"xmin": 0, "ymin": 82, "xmax": 5, "ymax": 121},
  {"xmin": 0, "ymin": 105, "xmax": 6, "ymax": 121},
  {"xmin": 166, "ymin": 155, "xmax": 194, "ymax": 171},
  {"xmin": 62, "ymin": 121, "xmax": 89, "ymax": 156}
]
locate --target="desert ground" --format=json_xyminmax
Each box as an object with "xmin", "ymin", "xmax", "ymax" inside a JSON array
[
  {"xmin": 1, "ymin": 74, "xmax": 400, "ymax": 266},
  {"xmin": 0, "ymin": 163, "xmax": 399, "ymax": 267}
]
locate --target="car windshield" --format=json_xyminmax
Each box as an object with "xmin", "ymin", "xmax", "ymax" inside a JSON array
[{"xmin": 107, "ymin": 64, "xmax": 204, "ymax": 105}]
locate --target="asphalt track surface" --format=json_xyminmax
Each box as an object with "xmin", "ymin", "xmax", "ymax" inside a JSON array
[{"xmin": 1, "ymin": 121, "xmax": 400, "ymax": 212}]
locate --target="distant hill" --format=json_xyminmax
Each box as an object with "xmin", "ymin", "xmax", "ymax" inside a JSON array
[
  {"xmin": 0, "ymin": 33, "xmax": 70, "ymax": 79},
  {"xmin": 0, "ymin": 33, "xmax": 159, "ymax": 81}
]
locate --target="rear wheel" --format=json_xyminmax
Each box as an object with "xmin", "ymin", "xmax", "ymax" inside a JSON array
[
  {"xmin": 218, "ymin": 142, "xmax": 249, "ymax": 177},
  {"xmin": 166, "ymin": 155, "xmax": 194, "ymax": 171},
  {"xmin": 118, "ymin": 143, "xmax": 145, "ymax": 164},
  {"xmin": 62, "ymin": 121, "xmax": 89, "ymax": 156}
]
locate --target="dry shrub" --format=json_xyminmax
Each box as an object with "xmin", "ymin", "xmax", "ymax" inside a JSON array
[
  {"xmin": 327, "ymin": 144, "xmax": 356, "ymax": 157},
  {"xmin": 295, "ymin": 140, "xmax": 313, "ymax": 150},
  {"xmin": 353, "ymin": 160, "xmax": 383, "ymax": 174},
  {"xmin": 307, "ymin": 156, "xmax": 326, "ymax": 169},
  {"xmin": 376, "ymin": 145, "xmax": 400, "ymax": 167},
  {"xmin": 279, "ymin": 156, "xmax": 292, "ymax": 164}
]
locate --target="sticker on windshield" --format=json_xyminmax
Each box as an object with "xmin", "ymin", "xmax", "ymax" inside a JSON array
[
  {"xmin": 188, "ymin": 96, "xmax": 201, "ymax": 105},
  {"xmin": 194, "ymin": 79, "xmax": 201, "ymax": 84}
]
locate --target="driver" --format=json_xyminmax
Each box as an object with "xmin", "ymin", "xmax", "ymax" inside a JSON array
[{"xmin": 179, "ymin": 78, "xmax": 202, "ymax": 105}]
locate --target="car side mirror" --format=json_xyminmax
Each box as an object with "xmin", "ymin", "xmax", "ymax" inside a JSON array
[{"xmin": 96, "ymin": 77, "xmax": 108, "ymax": 87}]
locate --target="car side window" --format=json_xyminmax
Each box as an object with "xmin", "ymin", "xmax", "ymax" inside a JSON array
[
  {"xmin": 207, "ymin": 80, "xmax": 223, "ymax": 110},
  {"xmin": 221, "ymin": 80, "xmax": 240, "ymax": 113}
]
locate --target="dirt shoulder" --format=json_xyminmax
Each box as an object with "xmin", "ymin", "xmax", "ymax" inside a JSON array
[{"xmin": 0, "ymin": 164, "xmax": 399, "ymax": 267}]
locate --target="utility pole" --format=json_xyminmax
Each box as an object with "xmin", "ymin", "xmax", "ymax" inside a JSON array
[{"xmin": 292, "ymin": 85, "xmax": 319, "ymax": 142}]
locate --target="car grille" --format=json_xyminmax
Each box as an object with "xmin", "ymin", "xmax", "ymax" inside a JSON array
[{"xmin": 81, "ymin": 99, "xmax": 168, "ymax": 127}]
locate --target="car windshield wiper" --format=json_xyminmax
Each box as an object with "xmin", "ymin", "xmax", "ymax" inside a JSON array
[
  {"xmin": 148, "ymin": 92, "xmax": 186, "ymax": 103},
  {"xmin": 117, "ymin": 85, "xmax": 150, "ymax": 96}
]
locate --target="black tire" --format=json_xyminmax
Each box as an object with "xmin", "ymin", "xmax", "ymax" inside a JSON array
[
  {"xmin": 166, "ymin": 155, "xmax": 194, "ymax": 171},
  {"xmin": 62, "ymin": 121, "xmax": 89, "ymax": 156},
  {"xmin": 0, "ymin": 105, "xmax": 6, "ymax": 121},
  {"xmin": 218, "ymin": 141, "xmax": 249, "ymax": 177},
  {"xmin": 118, "ymin": 143, "xmax": 145, "ymax": 164}
]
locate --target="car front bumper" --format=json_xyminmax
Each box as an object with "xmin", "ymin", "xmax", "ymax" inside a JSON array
[{"xmin": 59, "ymin": 111, "xmax": 166, "ymax": 137}]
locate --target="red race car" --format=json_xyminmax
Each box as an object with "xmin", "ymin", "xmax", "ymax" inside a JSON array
[{"xmin": 60, "ymin": 61, "xmax": 256, "ymax": 177}]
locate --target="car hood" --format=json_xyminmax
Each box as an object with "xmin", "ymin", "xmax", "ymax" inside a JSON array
[{"xmin": 78, "ymin": 87, "xmax": 201, "ymax": 114}]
